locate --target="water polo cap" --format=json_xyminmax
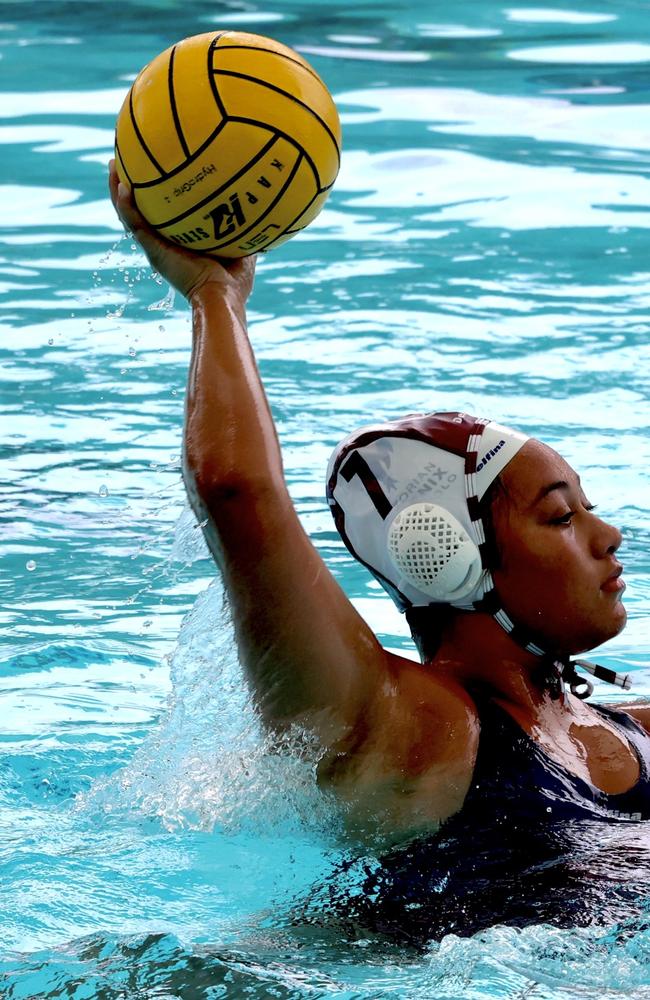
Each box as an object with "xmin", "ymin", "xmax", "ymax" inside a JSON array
[
  {"xmin": 327, "ymin": 411, "xmax": 527, "ymax": 611},
  {"xmin": 326, "ymin": 410, "xmax": 633, "ymax": 696}
]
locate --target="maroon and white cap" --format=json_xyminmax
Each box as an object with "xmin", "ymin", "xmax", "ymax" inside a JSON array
[{"xmin": 327, "ymin": 412, "xmax": 528, "ymax": 611}]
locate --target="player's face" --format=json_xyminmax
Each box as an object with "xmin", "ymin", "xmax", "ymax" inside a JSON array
[{"xmin": 489, "ymin": 440, "xmax": 626, "ymax": 655}]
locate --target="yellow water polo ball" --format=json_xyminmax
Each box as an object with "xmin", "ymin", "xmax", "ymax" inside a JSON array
[{"xmin": 114, "ymin": 30, "xmax": 342, "ymax": 258}]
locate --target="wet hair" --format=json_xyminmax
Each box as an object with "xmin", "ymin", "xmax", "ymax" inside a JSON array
[
  {"xmin": 405, "ymin": 603, "xmax": 456, "ymax": 662},
  {"xmin": 405, "ymin": 475, "xmax": 508, "ymax": 662}
]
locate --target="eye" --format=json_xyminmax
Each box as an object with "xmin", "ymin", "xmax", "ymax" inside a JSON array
[
  {"xmin": 550, "ymin": 502, "xmax": 597, "ymax": 525},
  {"xmin": 550, "ymin": 511, "xmax": 575, "ymax": 526}
]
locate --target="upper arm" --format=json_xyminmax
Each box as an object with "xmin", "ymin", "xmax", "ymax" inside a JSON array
[
  {"xmin": 318, "ymin": 663, "xmax": 480, "ymax": 839},
  {"xmin": 186, "ymin": 470, "xmax": 479, "ymax": 839},
  {"xmin": 191, "ymin": 475, "xmax": 390, "ymax": 744}
]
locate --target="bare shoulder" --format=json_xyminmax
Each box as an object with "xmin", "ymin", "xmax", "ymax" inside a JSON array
[
  {"xmin": 378, "ymin": 652, "xmax": 480, "ymax": 765},
  {"xmin": 607, "ymin": 701, "xmax": 650, "ymax": 734},
  {"xmin": 319, "ymin": 652, "xmax": 480, "ymax": 840}
]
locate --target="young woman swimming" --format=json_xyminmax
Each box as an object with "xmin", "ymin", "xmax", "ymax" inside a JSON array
[{"xmin": 109, "ymin": 163, "xmax": 650, "ymax": 942}]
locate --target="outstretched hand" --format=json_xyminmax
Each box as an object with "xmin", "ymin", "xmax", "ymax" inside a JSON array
[{"xmin": 108, "ymin": 160, "xmax": 256, "ymax": 305}]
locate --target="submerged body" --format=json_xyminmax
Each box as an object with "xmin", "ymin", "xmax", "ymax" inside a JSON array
[
  {"xmin": 326, "ymin": 700, "xmax": 650, "ymax": 945},
  {"xmin": 109, "ymin": 163, "xmax": 649, "ymax": 941}
]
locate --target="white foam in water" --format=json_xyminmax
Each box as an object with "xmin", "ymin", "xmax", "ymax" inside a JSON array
[
  {"xmin": 78, "ymin": 578, "xmax": 336, "ymax": 838},
  {"xmin": 416, "ymin": 921, "xmax": 650, "ymax": 999},
  {"xmin": 170, "ymin": 505, "xmax": 210, "ymax": 566}
]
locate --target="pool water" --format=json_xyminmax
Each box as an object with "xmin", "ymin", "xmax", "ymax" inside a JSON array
[{"xmin": 2, "ymin": 0, "xmax": 650, "ymax": 995}]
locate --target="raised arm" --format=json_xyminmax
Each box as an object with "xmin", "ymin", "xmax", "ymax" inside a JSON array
[
  {"xmin": 108, "ymin": 164, "xmax": 390, "ymax": 746},
  {"xmin": 182, "ymin": 277, "xmax": 390, "ymax": 741}
]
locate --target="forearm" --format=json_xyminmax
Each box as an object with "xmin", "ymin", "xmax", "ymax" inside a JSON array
[
  {"xmin": 109, "ymin": 163, "xmax": 277, "ymax": 505},
  {"xmin": 180, "ymin": 284, "xmax": 384, "ymax": 735},
  {"xmin": 182, "ymin": 282, "xmax": 288, "ymax": 531}
]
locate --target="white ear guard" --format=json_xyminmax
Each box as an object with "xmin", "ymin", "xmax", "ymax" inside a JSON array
[
  {"xmin": 326, "ymin": 412, "xmax": 528, "ymax": 611},
  {"xmin": 386, "ymin": 502, "xmax": 483, "ymax": 603}
]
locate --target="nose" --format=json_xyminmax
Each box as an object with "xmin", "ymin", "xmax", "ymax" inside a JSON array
[{"xmin": 590, "ymin": 511, "xmax": 622, "ymax": 558}]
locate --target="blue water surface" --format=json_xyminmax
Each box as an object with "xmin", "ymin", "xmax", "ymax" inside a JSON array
[{"xmin": 1, "ymin": 0, "xmax": 650, "ymax": 996}]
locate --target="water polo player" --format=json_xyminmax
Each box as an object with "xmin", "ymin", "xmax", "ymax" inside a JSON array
[{"xmin": 110, "ymin": 164, "xmax": 650, "ymax": 942}]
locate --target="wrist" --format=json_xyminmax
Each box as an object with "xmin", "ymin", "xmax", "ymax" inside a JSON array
[
  {"xmin": 189, "ymin": 280, "xmax": 251, "ymax": 334},
  {"xmin": 187, "ymin": 254, "xmax": 255, "ymax": 311},
  {"xmin": 189, "ymin": 276, "xmax": 247, "ymax": 312}
]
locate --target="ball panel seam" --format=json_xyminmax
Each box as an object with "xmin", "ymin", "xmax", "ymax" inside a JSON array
[
  {"xmin": 227, "ymin": 115, "xmax": 321, "ymax": 191},
  {"xmin": 207, "ymin": 35, "xmax": 228, "ymax": 119},
  {"xmin": 129, "ymin": 87, "xmax": 164, "ymax": 177},
  {"xmin": 114, "ymin": 142, "xmax": 133, "ymax": 186},
  {"xmin": 127, "ymin": 120, "xmax": 229, "ymax": 190},
  {"xmin": 212, "ymin": 69, "xmax": 341, "ymax": 171},
  {"xmin": 168, "ymin": 45, "xmax": 191, "ymax": 160},
  {"xmin": 141, "ymin": 133, "xmax": 280, "ymax": 229},
  {"xmin": 212, "ymin": 41, "xmax": 325, "ymax": 88}
]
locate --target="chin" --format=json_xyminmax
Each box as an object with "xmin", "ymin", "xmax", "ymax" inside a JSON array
[
  {"xmin": 574, "ymin": 606, "xmax": 628, "ymax": 655},
  {"xmin": 607, "ymin": 595, "xmax": 628, "ymax": 632},
  {"xmin": 545, "ymin": 602, "xmax": 628, "ymax": 658}
]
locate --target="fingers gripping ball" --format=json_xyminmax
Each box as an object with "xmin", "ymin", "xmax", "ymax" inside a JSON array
[{"xmin": 114, "ymin": 31, "xmax": 341, "ymax": 258}]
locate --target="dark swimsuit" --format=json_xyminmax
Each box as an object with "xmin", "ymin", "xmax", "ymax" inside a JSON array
[{"xmin": 314, "ymin": 701, "xmax": 650, "ymax": 946}]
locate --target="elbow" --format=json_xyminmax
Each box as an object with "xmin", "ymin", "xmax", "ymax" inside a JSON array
[
  {"xmin": 183, "ymin": 452, "xmax": 286, "ymax": 514},
  {"xmin": 183, "ymin": 455, "xmax": 251, "ymax": 508}
]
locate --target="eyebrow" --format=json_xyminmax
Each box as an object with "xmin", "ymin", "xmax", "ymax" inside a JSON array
[{"xmin": 530, "ymin": 479, "xmax": 577, "ymax": 507}]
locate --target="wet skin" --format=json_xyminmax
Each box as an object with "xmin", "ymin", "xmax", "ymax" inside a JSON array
[
  {"xmin": 109, "ymin": 162, "xmax": 646, "ymax": 844},
  {"xmin": 491, "ymin": 438, "xmax": 627, "ymax": 657}
]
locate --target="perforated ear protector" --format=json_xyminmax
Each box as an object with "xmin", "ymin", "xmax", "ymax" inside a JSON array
[
  {"xmin": 386, "ymin": 502, "xmax": 483, "ymax": 603},
  {"xmin": 326, "ymin": 412, "xmax": 511, "ymax": 611}
]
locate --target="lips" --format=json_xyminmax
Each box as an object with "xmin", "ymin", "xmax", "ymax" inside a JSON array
[{"xmin": 601, "ymin": 564, "xmax": 625, "ymax": 594}]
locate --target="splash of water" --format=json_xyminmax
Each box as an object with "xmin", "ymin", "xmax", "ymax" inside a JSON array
[{"xmin": 77, "ymin": 549, "xmax": 337, "ymax": 839}]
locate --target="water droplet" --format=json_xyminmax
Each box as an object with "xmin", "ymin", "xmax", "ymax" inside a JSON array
[
  {"xmin": 26, "ymin": 560, "xmax": 36, "ymax": 571},
  {"xmin": 171, "ymin": 388, "xmax": 177, "ymax": 396},
  {"xmin": 99, "ymin": 484, "xmax": 109, "ymax": 498}
]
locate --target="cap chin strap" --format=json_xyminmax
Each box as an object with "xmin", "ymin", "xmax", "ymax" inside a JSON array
[
  {"xmin": 489, "ymin": 607, "xmax": 633, "ymax": 699},
  {"xmin": 561, "ymin": 657, "xmax": 632, "ymax": 699},
  {"xmin": 479, "ymin": 593, "xmax": 633, "ymax": 699}
]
